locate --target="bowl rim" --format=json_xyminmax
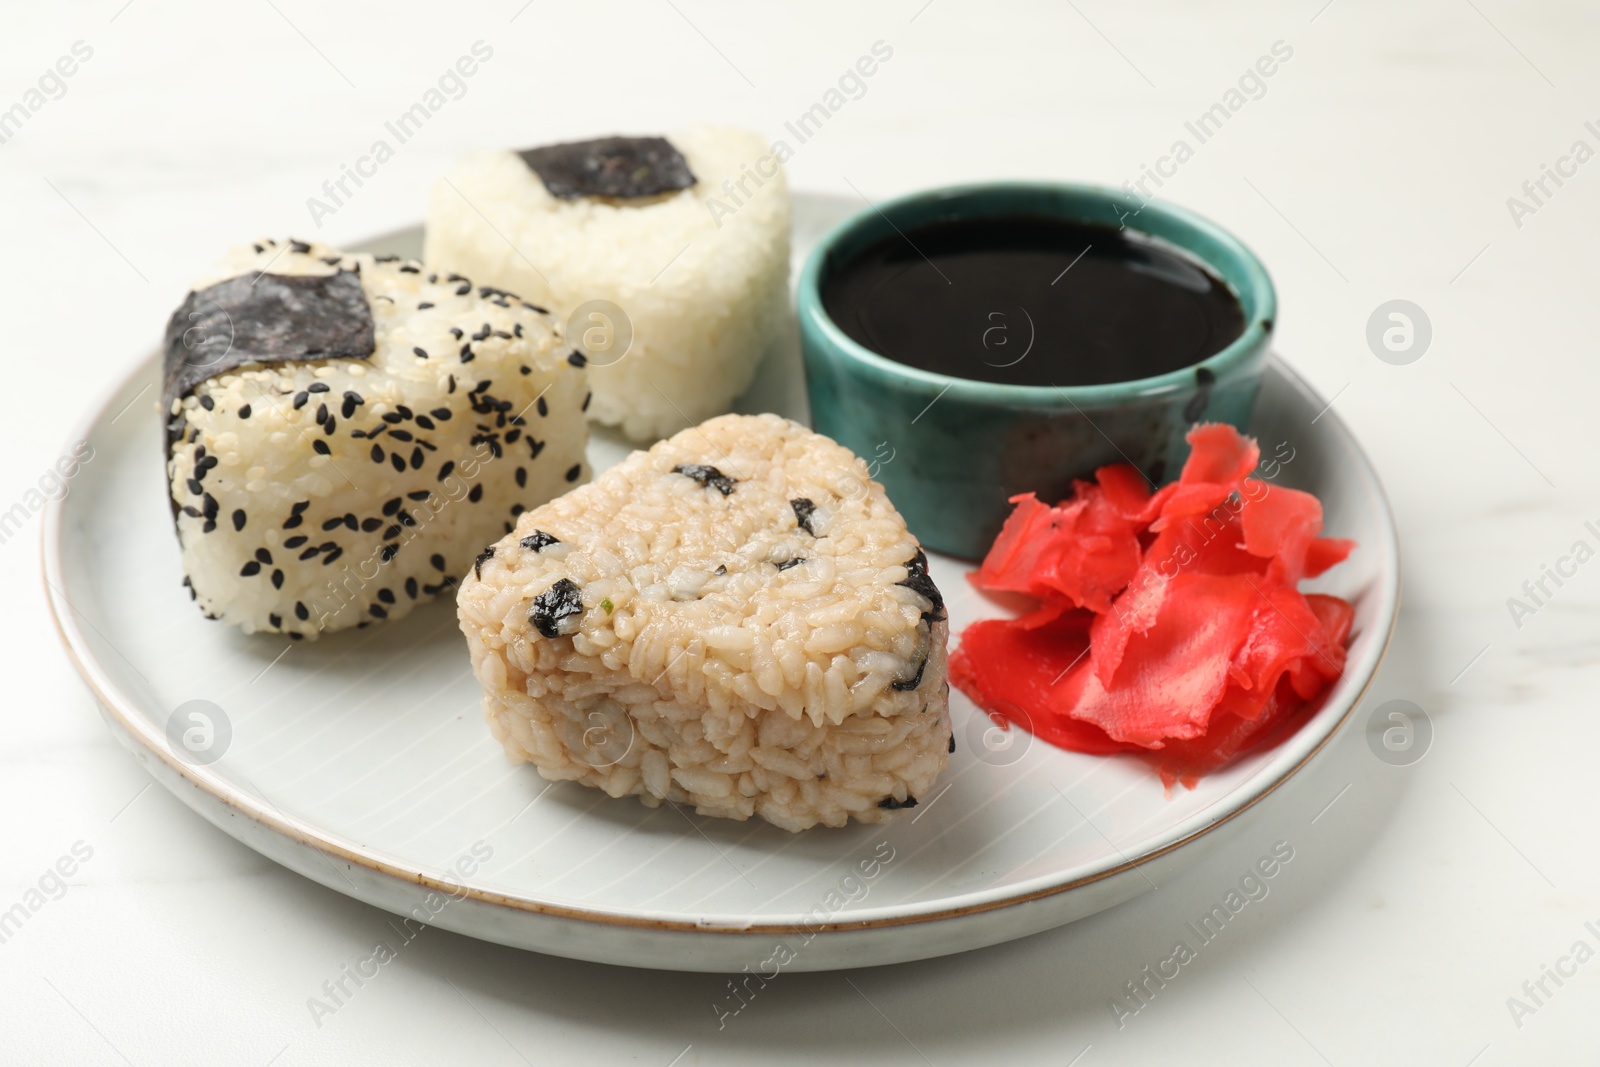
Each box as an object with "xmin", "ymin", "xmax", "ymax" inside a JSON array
[{"xmin": 797, "ymin": 180, "xmax": 1278, "ymax": 406}]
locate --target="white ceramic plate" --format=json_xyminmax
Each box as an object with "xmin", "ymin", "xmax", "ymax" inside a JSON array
[{"xmin": 44, "ymin": 194, "xmax": 1399, "ymax": 973}]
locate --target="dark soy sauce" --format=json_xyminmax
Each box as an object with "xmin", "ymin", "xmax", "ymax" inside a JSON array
[{"xmin": 822, "ymin": 216, "xmax": 1246, "ymax": 388}]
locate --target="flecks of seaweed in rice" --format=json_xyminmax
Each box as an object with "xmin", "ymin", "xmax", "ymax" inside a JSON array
[
  {"xmin": 530, "ymin": 578, "xmax": 584, "ymax": 639},
  {"xmin": 520, "ymin": 531, "xmax": 560, "ymax": 552},
  {"xmin": 672, "ymin": 464, "xmax": 735, "ymax": 496},
  {"xmin": 948, "ymin": 735, "xmax": 956, "ymax": 754},
  {"xmin": 473, "ymin": 546, "xmax": 495, "ymax": 578},
  {"xmin": 775, "ymin": 557, "xmax": 806, "ymax": 572},
  {"xmin": 790, "ymin": 497, "xmax": 817, "ymax": 536},
  {"xmin": 517, "ymin": 135, "xmax": 696, "ymax": 200},
  {"xmin": 897, "ymin": 548, "xmax": 946, "ymax": 623},
  {"xmin": 878, "ymin": 795, "xmax": 918, "ymax": 810},
  {"xmin": 160, "ymin": 270, "xmax": 373, "ymax": 455},
  {"xmin": 891, "ymin": 644, "xmax": 930, "ymax": 692}
]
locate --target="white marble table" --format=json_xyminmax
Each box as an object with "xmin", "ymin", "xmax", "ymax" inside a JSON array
[{"xmin": 4, "ymin": 1, "xmax": 1595, "ymax": 1063}]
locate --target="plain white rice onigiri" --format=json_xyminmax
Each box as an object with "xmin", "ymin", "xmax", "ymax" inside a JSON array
[
  {"xmin": 164, "ymin": 238, "xmax": 589, "ymax": 637},
  {"xmin": 423, "ymin": 126, "xmax": 791, "ymax": 443},
  {"xmin": 456, "ymin": 413, "xmax": 952, "ymax": 831}
]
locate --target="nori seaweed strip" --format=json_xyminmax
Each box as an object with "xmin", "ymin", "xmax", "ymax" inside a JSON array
[
  {"xmin": 877, "ymin": 795, "xmax": 918, "ymax": 810},
  {"xmin": 520, "ymin": 531, "xmax": 561, "ymax": 552},
  {"xmin": 161, "ymin": 270, "xmax": 374, "ymax": 450},
  {"xmin": 897, "ymin": 548, "xmax": 946, "ymax": 623},
  {"xmin": 790, "ymin": 497, "xmax": 817, "ymax": 535},
  {"xmin": 518, "ymin": 136, "xmax": 696, "ymax": 200},
  {"xmin": 672, "ymin": 464, "xmax": 736, "ymax": 496},
  {"xmin": 530, "ymin": 578, "xmax": 584, "ymax": 639}
]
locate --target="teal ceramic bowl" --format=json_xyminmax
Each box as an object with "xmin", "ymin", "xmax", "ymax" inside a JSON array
[{"xmin": 798, "ymin": 182, "xmax": 1277, "ymax": 559}]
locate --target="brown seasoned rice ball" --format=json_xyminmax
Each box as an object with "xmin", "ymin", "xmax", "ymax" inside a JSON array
[{"xmin": 455, "ymin": 414, "xmax": 952, "ymax": 831}]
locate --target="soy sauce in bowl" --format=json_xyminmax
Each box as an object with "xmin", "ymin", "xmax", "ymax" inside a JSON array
[{"xmin": 820, "ymin": 216, "xmax": 1245, "ymax": 388}]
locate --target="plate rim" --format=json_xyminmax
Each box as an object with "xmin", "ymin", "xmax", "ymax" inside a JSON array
[{"xmin": 41, "ymin": 228, "xmax": 1401, "ymax": 940}]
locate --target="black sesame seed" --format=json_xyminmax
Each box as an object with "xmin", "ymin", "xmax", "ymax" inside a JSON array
[
  {"xmin": 415, "ymin": 415, "xmax": 435, "ymax": 430},
  {"xmin": 377, "ymin": 588, "xmax": 396, "ymax": 604},
  {"xmin": 182, "ymin": 506, "xmax": 202, "ymax": 518},
  {"xmin": 510, "ymin": 504, "xmax": 524, "ymax": 517},
  {"xmin": 459, "ymin": 345, "xmax": 475, "ymax": 363},
  {"xmin": 520, "ymin": 366, "xmax": 532, "ymax": 376},
  {"xmin": 343, "ymin": 514, "xmax": 358, "ymax": 531},
  {"xmin": 359, "ymin": 517, "xmax": 381, "ymax": 532},
  {"xmin": 342, "ymin": 392, "xmax": 363, "ymax": 418},
  {"xmin": 283, "ymin": 514, "xmax": 303, "ymax": 529},
  {"xmin": 431, "ymin": 554, "xmax": 447, "ymax": 571},
  {"xmin": 369, "ymin": 604, "xmax": 388, "ymax": 618},
  {"xmin": 290, "ymin": 239, "xmax": 311, "ymax": 254},
  {"xmin": 582, "ymin": 392, "xmax": 592, "ymax": 412},
  {"xmin": 202, "ymin": 494, "xmax": 219, "ymax": 519},
  {"xmin": 405, "ymin": 577, "xmax": 419, "ymax": 598},
  {"xmin": 515, "ymin": 468, "xmax": 526, "ymax": 488},
  {"xmin": 382, "ymin": 497, "xmax": 402, "ymax": 516},
  {"xmin": 379, "ymin": 544, "xmax": 399, "ymax": 562},
  {"xmin": 199, "ymin": 395, "xmax": 215, "ymax": 411},
  {"xmin": 284, "ymin": 535, "xmax": 308, "ymax": 548},
  {"xmin": 322, "ymin": 547, "xmax": 344, "ymax": 565},
  {"xmin": 949, "ymin": 735, "xmax": 956, "ymax": 754},
  {"xmin": 293, "ymin": 392, "xmax": 309, "ymax": 409},
  {"xmin": 450, "ymin": 327, "xmax": 463, "ymax": 340},
  {"xmin": 447, "ymin": 375, "xmax": 457, "ymax": 394},
  {"xmin": 456, "ymin": 282, "xmax": 471, "ymax": 296},
  {"xmin": 565, "ymin": 464, "xmax": 581, "ymax": 483},
  {"xmin": 295, "ymin": 601, "xmax": 310, "ymax": 620},
  {"xmin": 467, "ymin": 484, "xmax": 483, "ymax": 503},
  {"xmin": 240, "ymin": 561, "xmax": 261, "ymax": 577},
  {"xmin": 536, "ymin": 397, "xmax": 548, "ymax": 417},
  {"xmin": 315, "ymin": 403, "xmax": 328, "ymax": 424},
  {"xmin": 298, "ymin": 546, "xmax": 320, "ymax": 560},
  {"xmin": 397, "ymin": 510, "xmax": 415, "ymax": 527},
  {"xmin": 527, "ymin": 439, "xmax": 545, "ymax": 460},
  {"xmin": 410, "ymin": 447, "xmax": 424, "ymax": 470},
  {"xmin": 269, "ymin": 613, "xmax": 283, "ymax": 628},
  {"xmin": 255, "ymin": 548, "xmax": 272, "ymax": 564},
  {"xmin": 371, "ymin": 444, "xmax": 385, "ymax": 463},
  {"xmin": 238, "ymin": 404, "xmax": 252, "ymax": 419},
  {"xmin": 202, "ymin": 520, "xmax": 217, "ymax": 533},
  {"xmin": 321, "ymin": 516, "xmax": 344, "ymax": 531},
  {"xmin": 408, "ymin": 490, "xmax": 430, "ymax": 501},
  {"xmin": 383, "ymin": 525, "xmax": 401, "ymax": 540},
  {"xmin": 382, "ymin": 412, "xmax": 403, "ymax": 424},
  {"xmin": 323, "ymin": 417, "xmax": 337, "ymax": 435},
  {"xmin": 186, "ymin": 478, "xmax": 204, "ymax": 496},
  {"xmin": 568, "ymin": 351, "xmax": 587, "ymax": 368},
  {"xmin": 312, "ymin": 439, "xmax": 331, "ymax": 456},
  {"xmin": 388, "ymin": 429, "xmax": 413, "ymax": 442},
  {"xmin": 292, "ymin": 501, "xmax": 310, "ymax": 514},
  {"xmin": 391, "ymin": 453, "xmax": 406, "ymax": 473},
  {"xmin": 417, "ymin": 302, "xmax": 434, "ymax": 311},
  {"xmin": 431, "ymin": 408, "xmax": 452, "ymax": 421},
  {"xmin": 308, "ymin": 382, "xmax": 330, "ymax": 393},
  {"xmin": 271, "ymin": 569, "xmax": 285, "ymax": 589}
]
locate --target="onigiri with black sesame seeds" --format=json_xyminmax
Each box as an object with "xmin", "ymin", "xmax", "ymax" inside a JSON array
[
  {"xmin": 456, "ymin": 413, "xmax": 952, "ymax": 832},
  {"xmin": 163, "ymin": 237, "xmax": 589, "ymax": 637},
  {"xmin": 423, "ymin": 127, "xmax": 791, "ymax": 443}
]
